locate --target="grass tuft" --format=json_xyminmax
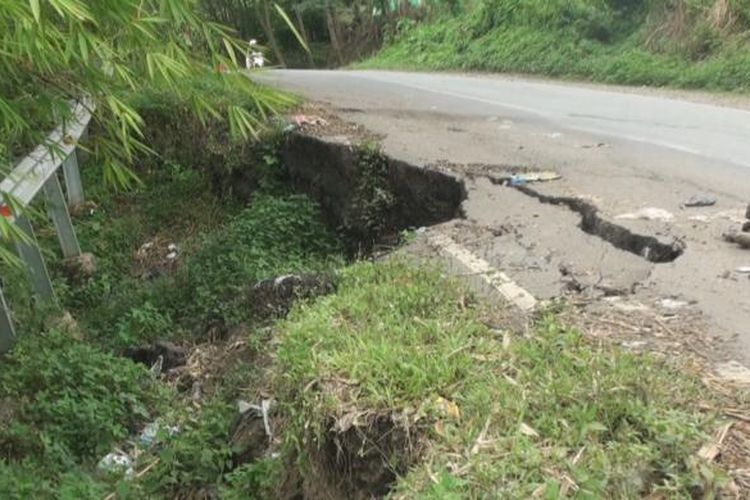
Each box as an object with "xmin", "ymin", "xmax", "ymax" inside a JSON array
[{"xmin": 276, "ymin": 259, "xmax": 724, "ymax": 497}]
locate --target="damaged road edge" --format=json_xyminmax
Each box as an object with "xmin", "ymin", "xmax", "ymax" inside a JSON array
[{"xmin": 511, "ymin": 184, "xmax": 686, "ymax": 263}]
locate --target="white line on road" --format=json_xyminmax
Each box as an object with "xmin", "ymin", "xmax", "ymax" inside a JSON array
[{"xmin": 428, "ymin": 232, "xmax": 537, "ymax": 312}]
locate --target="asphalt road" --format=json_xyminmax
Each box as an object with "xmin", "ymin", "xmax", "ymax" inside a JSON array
[
  {"xmin": 259, "ymin": 69, "xmax": 750, "ymax": 369},
  {"xmin": 263, "ymin": 69, "xmax": 750, "ymax": 170}
]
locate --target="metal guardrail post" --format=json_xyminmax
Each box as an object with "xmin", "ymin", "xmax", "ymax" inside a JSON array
[
  {"xmin": 14, "ymin": 215, "xmax": 56, "ymax": 303},
  {"xmin": 0, "ymin": 285, "xmax": 15, "ymax": 353},
  {"xmin": 44, "ymin": 173, "xmax": 81, "ymax": 258},
  {"xmin": 62, "ymin": 151, "xmax": 84, "ymax": 208}
]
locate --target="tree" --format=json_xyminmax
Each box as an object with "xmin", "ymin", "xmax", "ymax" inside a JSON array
[
  {"xmin": 1, "ymin": 0, "xmax": 285, "ymax": 173},
  {"xmin": 0, "ymin": 0, "xmax": 288, "ymax": 265}
]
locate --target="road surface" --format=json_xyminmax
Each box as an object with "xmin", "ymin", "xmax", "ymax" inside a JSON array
[{"xmin": 259, "ymin": 69, "xmax": 750, "ymax": 370}]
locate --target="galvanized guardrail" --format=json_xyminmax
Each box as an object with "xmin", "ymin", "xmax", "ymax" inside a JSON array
[{"xmin": 0, "ymin": 101, "xmax": 91, "ymax": 352}]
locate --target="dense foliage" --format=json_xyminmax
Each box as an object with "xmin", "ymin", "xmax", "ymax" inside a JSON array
[
  {"xmin": 202, "ymin": 0, "xmax": 433, "ymax": 67},
  {"xmin": 364, "ymin": 0, "xmax": 750, "ymax": 90}
]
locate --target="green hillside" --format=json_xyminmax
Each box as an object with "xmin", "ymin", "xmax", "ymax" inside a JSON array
[{"xmin": 362, "ymin": 0, "xmax": 750, "ymax": 91}]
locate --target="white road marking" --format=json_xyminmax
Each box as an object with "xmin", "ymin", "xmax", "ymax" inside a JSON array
[{"xmin": 428, "ymin": 233, "xmax": 537, "ymax": 312}]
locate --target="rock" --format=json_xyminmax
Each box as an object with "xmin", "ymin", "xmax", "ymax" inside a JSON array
[
  {"xmin": 683, "ymin": 193, "xmax": 717, "ymax": 208},
  {"xmin": 248, "ymin": 273, "xmax": 336, "ymax": 317},
  {"xmin": 124, "ymin": 340, "xmax": 187, "ymax": 371},
  {"xmin": 61, "ymin": 253, "xmax": 96, "ymax": 283},
  {"xmin": 723, "ymin": 232, "xmax": 750, "ymax": 249}
]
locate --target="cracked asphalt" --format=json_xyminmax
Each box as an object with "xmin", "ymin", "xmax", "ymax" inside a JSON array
[{"xmin": 257, "ymin": 69, "xmax": 750, "ymax": 366}]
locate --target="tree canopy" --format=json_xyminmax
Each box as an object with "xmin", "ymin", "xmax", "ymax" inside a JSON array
[{"xmin": 1, "ymin": 0, "xmax": 288, "ymax": 182}]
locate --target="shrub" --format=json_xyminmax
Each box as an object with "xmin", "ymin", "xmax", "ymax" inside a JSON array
[{"xmin": 0, "ymin": 330, "xmax": 165, "ymax": 464}]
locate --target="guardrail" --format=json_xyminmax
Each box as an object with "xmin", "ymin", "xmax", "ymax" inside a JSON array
[{"xmin": 0, "ymin": 101, "xmax": 92, "ymax": 353}]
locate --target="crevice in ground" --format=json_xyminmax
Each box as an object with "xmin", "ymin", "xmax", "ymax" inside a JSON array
[
  {"xmin": 503, "ymin": 182, "xmax": 685, "ymax": 263},
  {"xmin": 282, "ymin": 133, "xmax": 467, "ymax": 254}
]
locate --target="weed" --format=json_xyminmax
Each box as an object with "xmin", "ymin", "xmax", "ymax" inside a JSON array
[
  {"xmin": 0, "ymin": 329, "xmax": 165, "ymax": 466},
  {"xmin": 346, "ymin": 145, "xmax": 397, "ymax": 245},
  {"xmin": 275, "ymin": 259, "xmax": 723, "ymax": 497},
  {"xmin": 221, "ymin": 458, "xmax": 283, "ymax": 499},
  {"xmin": 169, "ymin": 194, "xmax": 343, "ymax": 331}
]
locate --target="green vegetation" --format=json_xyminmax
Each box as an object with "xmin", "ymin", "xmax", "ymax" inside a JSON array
[
  {"xmin": 363, "ymin": 0, "xmax": 750, "ymax": 91},
  {"xmin": 201, "ymin": 0, "xmax": 434, "ymax": 68},
  {"xmin": 275, "ymin": 260, "xmax": 726, "ymax": 497},
  {"xmin": 1, "ymin": 184, "xmax": 737, "ymax": 497},
  {"xmin": 0, "ymin": 330, "xmax": 164, "ymax": 498},
  {"xmin": 0, "ymin": 110, "xmax": 344, "ymax": 496}
]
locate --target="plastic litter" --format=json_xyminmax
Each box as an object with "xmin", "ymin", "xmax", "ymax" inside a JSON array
[
  {"xmin": 615, "ymin": 208, "xmax": 674, "ymax": 222},
  {"xmin": 505, "ymin": 171, "xmax": 561, "ymax": 186},
  {"xmin": 659, "ymin": 298, "xmax": 688, "ymax": 310},
  {"xmin": 137, "ymin": 421, "xmax": 180, "ymax": 448},
  {"xmin": 292, "ymin": 114, "xmax": 328, "ymax": 128},
  {"xmin": 97, "ymin": 452, "xmax": 134, "ymax": 477},
  {"xmin": 237, "ymin": 398, "xmax": 274, "ymax": 438}
]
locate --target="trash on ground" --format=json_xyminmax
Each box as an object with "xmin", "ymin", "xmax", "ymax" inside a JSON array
[
  {"xmin": 615, "ymin": 207, "xmax": 674, "ymax": 222},
  {"xmin": 139, "ymin": 241, "xmax": 154, "ymax": 252},
  {"xmin": 292, "ymin": 114, "xmax": 328, "ymax": 128},
  {"xmin": 505, "ymin": 171, "xmax": 561, "ymax": 186},
  {"xmin": 97, "ymin": 451, "xmax": 134, "ymax": 478},
  {"xmin": 723, "ymin": 232, "xmax": 750, "ymax": 249},
  {"xmin": 138, "ymin": 421, "xmax": 180, "ymax": 448},
  {"xmin": 743, "ymin": 221, "xmax": 750, "ymax": 233},
  {"xmin": 746, "ymin": 203, "xmax": 750, "ymax": 220},
  {"xmin": 519, "ymin": 422, "xmax": 540, "ymax": 438},
  {"xmin": 735, "ymin": 266, "xmax": 750, "ymax": 274},
  {"xmin": 580, "ymin": 142, "xmax": 608, "ymax": 149},
  {"xmin": 683, "ymin": 193, "xmax": 717, "ymax": 208},
  {"xmin": 659, "ymin": 298, "xmax": 689, "ymax": 310},
  {"xmin": 237, "ymin": 399, "xmax": 274, "ymax": 438},
  {"xmin": 149, "ymin": 355, "xmax": 163, "ymax": 376}
]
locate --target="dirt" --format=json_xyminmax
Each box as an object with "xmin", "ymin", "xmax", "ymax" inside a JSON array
[
  {"xmin": 281, "ymin": 132, "xmax": 465, "ymax": 252},
  {"xmin": 301, "ymin": 412, "xmax": 422, "ymax": 500}
]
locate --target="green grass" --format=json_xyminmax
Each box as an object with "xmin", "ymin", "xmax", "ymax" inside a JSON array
[
  {"xmin": 275, "ymin": 259, "xmax": 726, "ymax": 497},
  {"xmin": 362, "ymin": 0, "xmax": 750, "ymax": 92}
]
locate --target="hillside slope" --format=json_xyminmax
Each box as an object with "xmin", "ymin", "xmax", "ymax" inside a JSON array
[{"xmin": 362, "ymin": 0, "xmax": 750, "ymax": 91}]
